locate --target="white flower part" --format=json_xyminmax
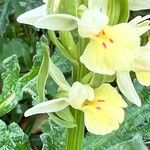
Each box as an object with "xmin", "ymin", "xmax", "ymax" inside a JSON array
[
  {"xmin": 129, "ymin": 15, "xmax": 150, "ymax": 26},
  {"xmin": 17, "ymin": 5, "xmax": 46, "ymax": 26},
  {"xmin": 129, "ymin": 0, "xmax": 150, "ymax": 11},
  {"xmin": 49, "ymin": 58, "xmax": 71, "ymax": 91},
  {"xmin": 78, "ymin": 9, "xmax": 109, "ymax": 38},
  {"xmin": 69, "ymin": 82, "xmax": 95, "ymax": 109},
  {"xmin": 117, "ymin": 72, "xmax": 141, "ymax": 107},
  {"xmin": 88, "ymin": 0, "xmax": 109, "ymax": 13},
  {"xmin": 24, "ymin": 98, "xmax": 69, "ymax": 117},
  {"xmin": 35, "ymin": 14, "xmax": 79, "ymax": 31},
  {"xmin": 134, "ymin": 46, "xmax": 150, "ymax": 71}
]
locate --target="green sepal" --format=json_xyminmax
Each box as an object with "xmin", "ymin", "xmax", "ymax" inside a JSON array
[
  {"xmin": 82, "ymin": 72, "xmax": 115, "ymax": 88},
  {"xmin": 49, "ymin": 113, "xmax": 77, "ymax": 128}
]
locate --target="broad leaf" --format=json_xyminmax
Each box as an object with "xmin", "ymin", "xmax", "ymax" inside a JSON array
[{"xmin": 0, "ymin": 119, "xmax": 31, "ymax": 150}]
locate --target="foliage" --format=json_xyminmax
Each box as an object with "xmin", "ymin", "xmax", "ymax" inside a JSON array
[
  {"xmin": 41, "ymin": 120, "xmax": 66, "ymax": 150},
  {"xmin": 0, "ymin": 119, "xmax": 31, "ymax": 149}
]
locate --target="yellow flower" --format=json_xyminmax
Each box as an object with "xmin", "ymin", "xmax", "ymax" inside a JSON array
[
  {"xmin": 80, "ymin": 23, "xmax": 141, "ymax": 75},
  {"xmin": 24, "ymin": 59, "xmax": 127, "ymax": 135},
  {"xmin": 70, "ymin": 83, "xmax": 127, "ymax": 135}
]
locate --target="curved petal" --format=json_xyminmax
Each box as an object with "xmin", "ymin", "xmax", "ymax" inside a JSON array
[
  {"xmin": 80, "ymin": 23, "xmax": 140, "ymax": 75},
  {"xmin": 136, "ymin": 72, "xmax": 150, "ymax": 86},
  {"xmin": 117, "ymin": 72, "xmax": 141, "ymax": 107},
  {"xmin": 49, "ymin": 58, "xmax": 71, "ymax": 91},
  {"xmin": 69, "ymin": 82, "xmax": 94, "ymax": 109},
  {"xmin": 24, "ymin": 98, "xmax": 69, "ymax": 117},
  {"xmin": 129, "ymin": 15, "xmax": 150, "ymax": 26},
  {"xmin": 17, "ymin": 5, "xmax": 46, "ymax": 25},
  {"xmin": 78, "ymin": 9, "xmax": 109, "ymax": 38},
  {"xmin": 83, "ymin": 84, "xmax": 126, "ymax": 135},
  {"xmin": 35, "ymin": 14, "xmax": 79, "ymax": 31},
  {"xmin": 129, "ymin": 0, "xmax": 150, "ymax": 11}
]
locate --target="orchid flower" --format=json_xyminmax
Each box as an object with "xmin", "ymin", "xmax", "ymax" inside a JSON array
[{"xmin": 25, "ymin": 58, "xmax": 127, "ymax": 135}]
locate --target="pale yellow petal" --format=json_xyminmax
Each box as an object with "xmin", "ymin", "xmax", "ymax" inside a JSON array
[
  {"xmin": 80, "ymin": 24, "xmax": 140, "ymax": 75},
  {"xmin": 94, "ymin": 84, "xmax": 127, "ymax": 108},
  {"xmin": 134, "ymin": 46, "xmax": 150, "ymax": 72},
  {"xmin": 82, "ymin": 84, "xmax": 126, "ymax": 135},
  {"xmin": 84, "ymin": 108, "xmax": 120, "ymax": 135},
  {"xmin": 136, "ymin": 72, "xmax": 150, "ymax": 86}
]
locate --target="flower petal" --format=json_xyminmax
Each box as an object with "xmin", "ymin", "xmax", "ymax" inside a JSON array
[
  {"xmin": 24, "ymin": 98, "xmax": 69, "ymax": 117},
  {"xmin": 94, "ymin": 84, "xmax": 127, "ymax": 108},
  {"xmin": 80, "ymin": 23, "xmax": 140, "ymax": 75},
  {"xmin": 49, "ymin": 58, "xmax": 71, "ymax": 91},
  {"xmin": 129, "ymin": 0, "xmax": 150, "ymax": 11},
  {"xmin": 129, "ymin": 15, "xmax": 150, "ymax": 25},
  {"xmin": 136, "ymin": 72, "xmax": 150, "ymax": 86},
  {"xmin": 17, "ymin": 5, "xmax": 46, "ymax": 25},
  {"xmin": 134, "ymin": 46, "xmax": 150, "ymax": 71},
  {"xmin": 35, "ymin": 14, "xmax": 79, "ymax": 31},
  {"xmin": 88, "ymin": 0, "xmax": 109, "ymax": 11},
  {"xmin": 78, "ymin": 9, "xmax": 109, "ymax": 38},
  {"xmin": 84, "ymin": 108, "xmax": 120, "ymax": 135},
  {"xmin": 69, "ymin": 82, "xmax": 94, "ymax": 109},
  {"xmin": 117, "ymin": 72, "xmax": 141, "ymax": 106},
  {"xmin": 83, "ymin": 84, "xmax": 126, "ymax": 135}
]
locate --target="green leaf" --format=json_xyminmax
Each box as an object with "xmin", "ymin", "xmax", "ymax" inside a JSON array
[
  {"xmin": 0, "ymin": 119, "xmax": 31, "ymax": 150},
  {"xmin": 51, "ymin": 48, "xmax": 71, "ymax": 74},
  {"xmin": 41, "ymin": 120, "xmax": 66, "ymax": 150},
  {"xmin": 0, "ymin": 40, "xmax": 43, "ymax": 116},
  {"xmin": 108, "ymin": 134, "xmax": 147, "ymax": 150},
  {"xmin": 36, "ymin": 39, "xmax": 50, "ymax": 102},
  {"xmin": 0, "ymin": 0, "xmax": 11, "ymax": 36}
]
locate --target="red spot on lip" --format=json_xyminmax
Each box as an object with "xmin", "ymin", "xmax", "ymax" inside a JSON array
[
  {"xmin": 102, "ymin": 31, "xmax": 105, "ymax": 35},
  {"xmin": 96, "ymin": 107, "xmax": 101, "ymax": 110},
  {"xmin": 97, "ymin": 100, "xmax": 105, "ymax": 102},
  {"xmin": 109, "ymin": 38, "xmax": 114, "ymax": 43},
  {"xmin": 102, "ymin": 42, "xmax": 107, "ymax": 49}
]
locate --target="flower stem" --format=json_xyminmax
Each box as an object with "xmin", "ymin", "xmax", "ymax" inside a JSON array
[
  {"xmin": 65, "ymin": 62, "xmax": 85, "ymax": 150},
  {"xmin": 65, "ymin": 109, "xmax": 84, "ymax": 150}
]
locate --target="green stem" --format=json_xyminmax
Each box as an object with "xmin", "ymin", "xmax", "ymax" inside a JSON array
[
  {"xmin": 65, "ymin": 109, "xmax": 84, "ymax": 150},
  {"xmin": 65, "ymin": 62, "xmax": 85, "ymax": 150}
]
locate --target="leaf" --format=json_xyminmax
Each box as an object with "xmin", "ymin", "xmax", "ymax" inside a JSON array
[
  {"xmin": 36, "ymin": 38, "xmax": 50, "ymax": 102},
  {"xmin": 83, "ymin": 80, "xmax": 150, "ymax": 149},
  {"xmin": 51, "ymin": 48, "xmax": 71, "ymax": 74},
  {"xmin": 108, "ymin": 134, "xmax": 147, "ymax": 150},
  {"xmin": 0, "ymin": 119, "xmax": 31, "ymax": 150},
  {"xmin": 0, "ymin": 38, "xmax": 31, "ymax": 72},
  {"xmin": 0, "ymin": 40, "xmax": 43, "ymax": 116},
  {"xmin": 0, "ymin": 0, "xmax": 11, "ymax": 36},
  {"xmin": 41, "ymin": 120, "xmax": 66, "ymax": 150}
]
